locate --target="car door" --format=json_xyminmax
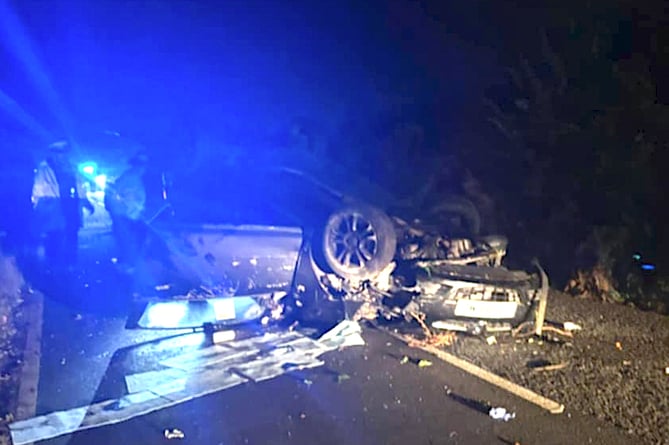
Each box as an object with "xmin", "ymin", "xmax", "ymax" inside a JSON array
[{"xmin": 143, "ymin": 163, "xmax": 305, "ymax": 298}]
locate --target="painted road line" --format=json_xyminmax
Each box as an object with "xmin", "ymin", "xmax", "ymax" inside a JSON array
[
  {"xmin": 15, "ymin": 290, "xmax": 44, "ymax": 421},
  {"xmin": 158, "ymin": 344, "xmax": 246, "ymax": 371},
  {"xmin": 9, "ymin": 320, "xmax": 364, "ymax": 445},
  {"xmin": 125, "ymin": 337, "xmax": 326, "ymax": 395},
  {"xmin": 158, "ymin": 330, "xmax": 308, "ymax": 371}
]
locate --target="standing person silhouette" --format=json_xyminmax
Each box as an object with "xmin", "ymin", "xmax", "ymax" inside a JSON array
[
  {"xmin": 31, "ymin": 141, "xmax": 93, "ymax": 270},
  {"xmin": 104, "ymin": 152, "xmax": 148, "ymax": 274}
]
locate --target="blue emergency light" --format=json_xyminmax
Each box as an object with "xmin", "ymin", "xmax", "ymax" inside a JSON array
[{"xmin": 78, "ymin": 161, "xmax": 98, "ymax": 177}]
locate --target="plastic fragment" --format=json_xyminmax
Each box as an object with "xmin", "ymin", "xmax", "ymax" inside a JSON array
[
  {"xmin": 489, "ymin": 407, "xmax": 516, "ymax": 421},
  {"xmin": 164, "ymin": 428, "xmax": 185, "ymax": 439},
  {"xmin": 400, "ymin": 356, "xmax": 432, "ymax": 367},
  {"xmin": 486, "ymin": 335, "xmax": 497, "ymax": 345},
  {"xmin": 337, "ymin": 374, "xmax": 351, "ymax": 383},
  {"xmin": 530, "ymin": 361, "xmax": 569, "ymax": 372},
  {"xmin": 563, "ymin": 322, "xmax": 582, "ymax": 331}
]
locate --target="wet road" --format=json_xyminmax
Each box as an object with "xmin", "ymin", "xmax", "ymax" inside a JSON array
[{"xmin": 25, "ymin": 230, "xmax": 631, "ymax": 445}]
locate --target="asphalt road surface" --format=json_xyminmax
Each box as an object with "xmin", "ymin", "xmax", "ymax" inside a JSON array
[{"xmin": 22, "ymin": 230, "xmax": 631, "ymax": 445}]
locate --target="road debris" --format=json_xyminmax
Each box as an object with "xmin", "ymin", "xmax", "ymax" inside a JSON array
[
  {"xmin": 10, "ymin": 323, "xmax": 365, "ymax": 445},
  {"xmin": 665, "ymin": 367, "xmax": 668, "ymax": 375},
  {"xmin": 489, "ymin": 407, "xmax": 516, "ymax": 421},
  {"xmin": 399, "ymin": 356, "xmax": 432, "ymax": 368},
  {"xmin": 563, "ymin": 321, "xmax": 582, "ymax": 331},
  {"xmin": 615, "ymin": 341, "xmax": 623, "ymax": 351},
  {"xmin": 336, "ymin": 373, "xmax": 350, "ymax": 384},
  {"xmin": 379, "ymin": 324, "xmax": 565, "ymax": 414},
  {"xmin": 445, "ymin": 386, "xmax": 517, "ymax": 422},
  {"xmin": 418, "ymin": 359, "xmax": 433, "ymax": 368},
  {"xmin": 511, "ymin": 322, "xmax": 577, "ymax": 336},
  {"xmin": 533, "ymin": 260, "xmax": 549, "ymax": 336},
  {"xmin": 163, "ymin": 428, "xmax": 185, "ymax": 439},
  {"xmin": 486, "ymin": 335, "xmax": 497, "ymax": 345},
  {"xmin": 406, "ymin": 312, "xmax": 457, "ymax": 347},
  {"xmin": 318, "ymin": 320, "xmax": 365, "ymax": 348},
  {"xmin": 528, "ymin": 361, "xmax": 569, "ymax": 372}
]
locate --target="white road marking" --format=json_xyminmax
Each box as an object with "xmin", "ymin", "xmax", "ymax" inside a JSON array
[{"xmin": 9, "ymin": 321, "xmax": 364, "ymax": 445}]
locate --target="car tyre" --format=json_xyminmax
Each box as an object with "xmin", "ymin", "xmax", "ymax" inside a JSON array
[{"xmin": 322, "ymin": 204, "xmax": 397, "ymax": 281}]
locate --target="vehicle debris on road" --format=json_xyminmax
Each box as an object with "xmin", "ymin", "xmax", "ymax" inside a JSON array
[
  {"xmin": 489, "ymin": 407, "xmax": 516, "ymax": 421},
  {"xmin": 444, "ymin": 386, "xmax": 517, "ymax": 421},
  {"xmin": 163, "ymin": 428, "xmax": 185, "ymax": 439},
  {"xmin": 399, "ymin": 356, "xmax": 432, "ymax": 368},
  {"xmin": 382, "ymin": 326, "xmax": 565, "ymax": 413},
  {"xmin": 527, "ymin": 359, "xmax": 569, "ymax": 372},
  {"xmin": 336, "ymin": 373, "xmax": 351, "ymax": 383},
  {"xmin": 562, "ymin": 321, "xmax": 582, "ymax": 331}
]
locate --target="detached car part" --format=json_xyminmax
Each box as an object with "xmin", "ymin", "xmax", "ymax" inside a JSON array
[
  {"xmin": 121, "ymin": 153, "xmax": 545, "ymax": 332},
  {"xmin": 382, "ymin": 261, "xmax": 548, "ymax": 334}
]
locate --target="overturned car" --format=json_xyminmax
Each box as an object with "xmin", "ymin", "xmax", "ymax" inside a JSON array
[{"xmin": 127, "ymin": 150, "xmax": 548, "ymax": 335}]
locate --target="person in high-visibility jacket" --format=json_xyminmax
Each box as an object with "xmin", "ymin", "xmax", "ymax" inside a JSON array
[{"xmin": 31, "ymin": 141, "xmax": 94, "ymax": 267}]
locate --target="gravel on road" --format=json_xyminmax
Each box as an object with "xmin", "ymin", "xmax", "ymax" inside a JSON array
[{"xmin": 407, "ymin": 290, "xmax": 669, "ymax": 445}]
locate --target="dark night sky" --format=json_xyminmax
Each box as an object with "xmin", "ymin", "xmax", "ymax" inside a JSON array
[
  {"xmin": 2, "ymin": 1, "xmax": 662, "ymax": 158},
  {"xmin": 0, "ymin": 0, "xmax": 503, "ymax": 150}
]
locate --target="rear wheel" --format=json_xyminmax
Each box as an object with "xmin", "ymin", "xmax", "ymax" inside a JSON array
[{"xmin": 322, "ymin": 204, "xmax": 397, "ymax": 281}]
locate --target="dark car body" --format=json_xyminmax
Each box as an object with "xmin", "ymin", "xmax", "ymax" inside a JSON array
[{"xmin": 127, "ymin": 151, "xmax": 545, "ymax": 333}]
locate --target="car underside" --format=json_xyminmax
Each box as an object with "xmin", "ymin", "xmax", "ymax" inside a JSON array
[
  {"xmin": 130, "ymin": 209, "xmax": 548, "ymax": 337},
  {"xmin": 69, "ymin": 142, "xmax": 548, "ymax": 334}
]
